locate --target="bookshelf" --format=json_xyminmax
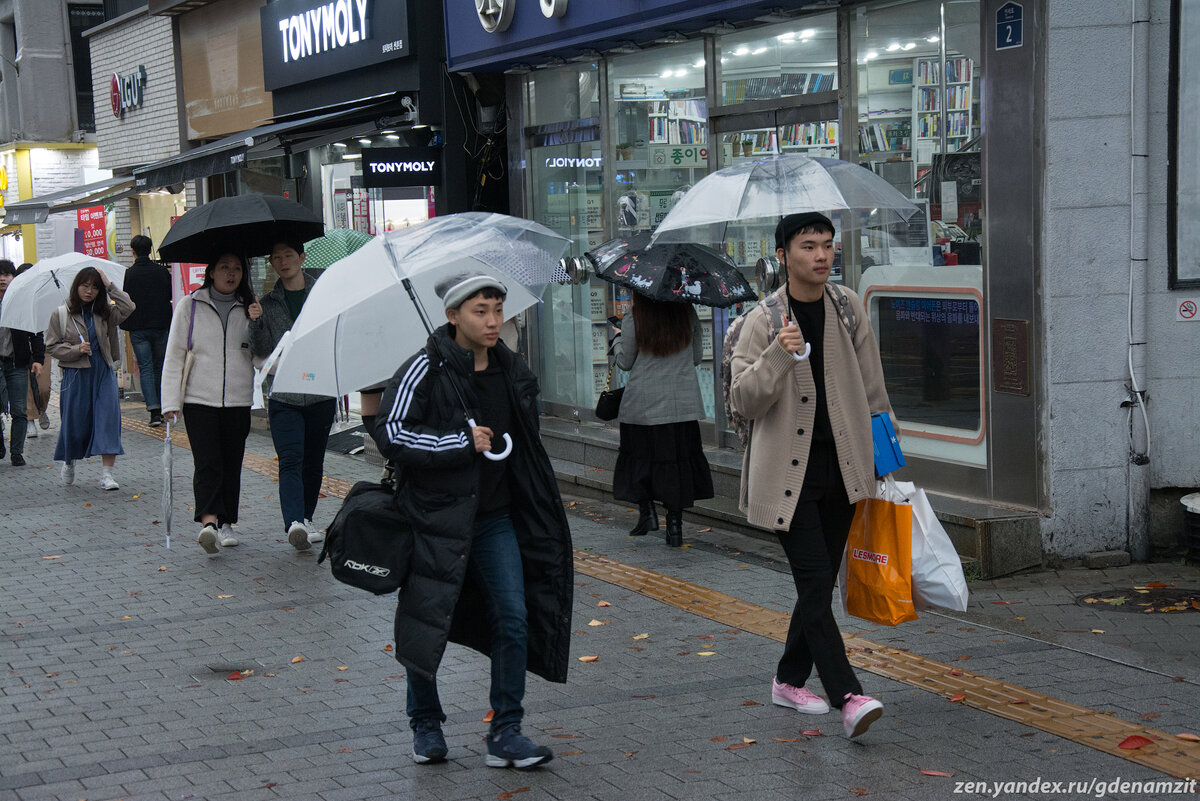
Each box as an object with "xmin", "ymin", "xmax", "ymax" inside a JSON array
[
  {"xmin": 721, "ymin": 70, "xmax": 835, "ymax": 104},
  {"xmin": 912, "ymin": 55, "xmax": 974, "ymax": 169}
]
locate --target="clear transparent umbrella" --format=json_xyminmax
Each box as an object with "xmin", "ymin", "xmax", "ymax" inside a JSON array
[
  {"xmin": 266, "ymin": 212, "xmax": 571, "ymax": 400},
  {"xmin": 161, "ymin": 421, "xmax": 174, "ymax": 549},
  {"xmin": 0, "ymin": 253, "xmax": 128, "ymax": 333},
  {"xmin": 649, "ymin": 154, "xmax": 921, "ymax": 245}
]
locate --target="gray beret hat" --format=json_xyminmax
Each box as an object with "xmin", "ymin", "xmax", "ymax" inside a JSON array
[{"xmin": 438, "ymin": 273, "xmax": 508, "ymax": 311}]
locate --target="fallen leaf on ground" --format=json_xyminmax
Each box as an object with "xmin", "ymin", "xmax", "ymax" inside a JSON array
[
  {"xmin": 560, "ymin": 749, "xmax": 584, "ymax": 756},
  {"xmin": 1010, "ymin": 698, "xmax": 1027, "ymax": 704},
  {"xmin": 697, "ymin": 651, "xmax": 716, "ymax": 656},
  {"xmin": 1091, "ymin": 629, "xmax": 1106, "ymax": 635},
  {"xmin": 217, "ymin": 594, "xmax": 233, "ymax": 599},
  {"xmin": 1084, "ymin": 598, "xmax": 1099, "ymax": 604},
  {"xmin": 772, "ymin": 737, "xmax": 806, "ymax": 742},
  {"xmin": 384, "ymin": 645, "xmax": 393, "ymax": 652},
  {"xmin": 624, "ymin": 751, "xmax": 637, "ymax": 757},
  {"xmin": 578, "ymin": 655, "xmax": 599, "ymax": 663},
  {"xmin": 227, "ymin": 671, "xmax": 244, "ymax": 680},
  {"xmin": 1175, "ymin": 733, "xmax": 1200, "ymax": 742},
  {"xmin": 697, "ymin": 527, "xmax": 712, "ymax": 533},
  {"xmin": 992, "ymin": 601, "xmax": 1015, "ymax": 605},
  {"xmin": 850, "ymin": 789, "xmax": 869, "ymax": 797},
  {"xmin": 711, "ymin": 736, "xmax": 727, "ymax": 742},
  {"xmin": 949, "ymin": 693, "xmax": 966, "ymax": 703},
  {"xmin": 588, "ymin": 619, "xmax": 610, "ymax": 626},
  {"xmin": 632, "ymin": 633, "xmax": 649, "ymax": 640},
  {"xmin": 1013, "ymin": 616, "xmax": 1026, "ymax": 621},
  {"xmin": 948, "ymin": 670, "xmax": 963, "ymax": 677},
  {"xmin": 801, "ymin": 729, "xmax": 823, "ymax": 736},
  {"xmin": 481, "ymin": 709, "xmax": 495, "ymax": 722},
  {"xmin": 42, "ymin": 555, "xmax": 62, "ymax": 560},
  {"xmin": 337, "ymin": 666, "xmax": 348, "ymax": 671},
  {"xmin": 1192, "ymin": 600, "xmax": 1200, "ymax": 611},
  {"xmin": 920, "ymin": 769, "xmax": 955, "ymax": 777},
  {"xmin": 157, "ymin": 566, "xmax": 167, "ymax": 571},
  {"xmin": 119, "ymin": 615, "xmax": 132, "ymax": 620},
  {"xmin": 1118, "ymin": 735, "xmax": 1154, "ymax": 750},
  {"xmin": 725, "ymin": 743, "xmax": 752, "ymax": 750},
  {"xmin": 1145, "ymin": 581, "xmax": 1169, "ymax": 588},
  {"xmin": 742, "ymin": 700, "xmax": 760, "ymax": 706},
  {"xmin": 597, "ymin": 601, "xmax": 611, "ymax": 607},
  {"xmin": 743, "ymin": 737, "xmax": 756, "ymax": 744},
  {"xmin": 551, "ymin": 734, "xmax": 576, "ymax": 739},
  {"xmin": 291, "ymin": 656, "xmax": 305, "ymax": 663},
  {"xmin": 1139, "ymin": 712, "xmax": 1160, "ymax": 720}
]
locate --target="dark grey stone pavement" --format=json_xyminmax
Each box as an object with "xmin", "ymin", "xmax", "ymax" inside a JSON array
[{"xmin": 2, "ymin": 403, "xmax": 1199, "ymax": 801}]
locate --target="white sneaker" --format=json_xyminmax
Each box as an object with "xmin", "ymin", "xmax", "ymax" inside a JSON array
[
  {"xmin": 305, "ymin": 519, "xmax": 325, "ymax": 544},
  {"xmin": 287, "ymin": 520, "xmax": 312, "ymax": 551},
  {"xmin": 61, "ymin": 461, "xmax": 75, "ymax": 485},
  {"xmin": 197, "ymin": 524, "xmax": 219, "ymax": 554},
  {"xmin": 218, "ymin": 524, "xmax": 239, "ymax": 548},
  {"xmin": 99, "ymin": 470, "xmax": 119, "ymax": 491}
]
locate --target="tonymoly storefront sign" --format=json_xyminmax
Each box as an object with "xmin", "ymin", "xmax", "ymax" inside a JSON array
[
  {"xmin": 261, "ymin": 0, "xmax": 410, "ymax": 90},
  {"xmin": 361, "ymin": 147, "xmax": 442, "ymax": 188}
]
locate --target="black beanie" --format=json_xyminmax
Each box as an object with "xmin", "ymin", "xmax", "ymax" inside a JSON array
[{"xmin": 774, "ymin": 212, "xmax": 836, "ymax": 250}]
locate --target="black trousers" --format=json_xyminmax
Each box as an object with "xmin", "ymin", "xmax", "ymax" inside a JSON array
[
  {"xmin": 774, "ymin": 442, "xmax": 862, "ymax": 708},
  {"xmin": 183, "ymin": 404, "xmax": 251, "ymax": 526}
]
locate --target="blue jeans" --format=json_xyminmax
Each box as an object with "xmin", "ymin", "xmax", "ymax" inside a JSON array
[
  {"xmin": 268, "ymin": 397, "xmax": 337, "ymax": 529},
  {"xmin": 129, "ymin": 329, "xmax": 169, "ymax": 412},
  {"xmin": 0, "ymin": 361, "xmax": 28, "ymax": 457},
  {"xmin": 407, "ymin": 514, "xmax": 529, "ymax": 734}
]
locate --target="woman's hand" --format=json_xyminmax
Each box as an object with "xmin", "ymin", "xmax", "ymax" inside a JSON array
[
  {"xmin": 95, "ymin": 268, "xmax": 110, "ymax": 287},
  {"xmin": 164, "ymin": 411, "xmax": 179, "ymax": 423},
  {"xmin": 79, "ymin": 340, "xmax": 92, "ymax": 355},
  {"xmin": 247, "ymin": 298, "xmax": 263, "ymax": 321}
]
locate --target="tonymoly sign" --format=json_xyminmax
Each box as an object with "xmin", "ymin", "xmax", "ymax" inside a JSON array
[
  {"xmin": 361, "ymin": 147, "xmax": 442, "ymax": 188},
  {"xmin": 261, "ymin": 0, "xmax": 410, "ymax": 91}
]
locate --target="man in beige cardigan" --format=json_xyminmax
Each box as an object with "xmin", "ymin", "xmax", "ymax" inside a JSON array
[{"xmin": 729, "ymin": 212, "xmax": 895, "ymax": 740}]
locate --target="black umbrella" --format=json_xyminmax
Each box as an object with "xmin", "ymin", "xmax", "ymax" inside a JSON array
[
  {"xmin": 585, "ymin": 232, "xmax": 756, "ymax": 308},
  {"xmin": 158, "ymin": 194, "xmax": 324, "ymax": 263}
]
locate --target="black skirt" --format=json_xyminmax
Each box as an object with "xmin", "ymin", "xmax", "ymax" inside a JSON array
[{"xmin": 612, "ymin": 421, "xmax": 714, "ymax": 511}]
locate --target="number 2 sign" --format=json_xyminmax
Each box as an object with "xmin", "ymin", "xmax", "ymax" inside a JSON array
[{"xmin": 997, "ymin": 2, "xmax": 1022, "ymax": 50}]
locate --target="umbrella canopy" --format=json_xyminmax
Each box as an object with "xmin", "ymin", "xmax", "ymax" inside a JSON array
[
  {"xmin": 649, "ymin": 154, "xmax": 920, "ymax": 245},
  {"xmin": 158, "ymin": 194, "xmax": 324, "ymax": 264},
  {"xmin": 268, "ymin": 212, "xmax": 571, "ymax": 397},
  {"xmin": 301, "ymin": 228, "xmax": 374, "ymax": 273},
  {"xmin": 0, "ymin": 252, "xmax": 127, "ymax": 333},
  {"xmin": 586, "ymin": 232, "xmax": 756, "ymax": 308}
]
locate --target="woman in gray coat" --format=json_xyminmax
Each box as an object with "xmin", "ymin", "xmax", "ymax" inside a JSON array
[{"xmin": 612, "ymin": 293, "xmax": 713, "ymax": 546}]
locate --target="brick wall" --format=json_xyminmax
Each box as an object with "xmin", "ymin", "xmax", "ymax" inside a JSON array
[
  {"xmin": 90, "ymin": 14, "xmax": 183, "ymax": 172},
  {"xmin": 28, "ymin": 147, "xmax": 100, "ymax": 261}
]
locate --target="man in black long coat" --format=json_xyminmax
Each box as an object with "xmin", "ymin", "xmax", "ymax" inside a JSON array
[{"xmin": 373, "ymin": 273, "xmax": 573, "ymax": 770}]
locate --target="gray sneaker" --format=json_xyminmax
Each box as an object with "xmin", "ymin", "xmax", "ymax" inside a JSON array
[
  {"xmin": 287, "ymin": 520, "xmax": 311, "ymax": 551},
  {"xmin": 197, "ymin": 524, "xmax": 219, "ymax": 554},
  {"xmin": 485, "ymin": 726, "xmax": 553, "ymax": 770}
]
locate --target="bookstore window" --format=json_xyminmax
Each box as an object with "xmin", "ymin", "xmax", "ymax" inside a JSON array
[
  {"xmin": 1170, "ymin": 0, "xmax": 1200, "ymax": 287},
  {"xmin": 852, "ymin": 0, "xmax": 987, "ymax": 468},
  {"xmin": 606, "ymin": 43, "xmax": 717, "ymax": 419},
  {"xmin": 524, "ymin": 65, "xmax": 603, "ymax": 408}
]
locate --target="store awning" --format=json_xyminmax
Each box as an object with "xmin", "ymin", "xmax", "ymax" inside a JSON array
[
  {"xmin": 0, "ymin": 175, "xmax": 137, "ymax": 226},
  {"xmin": 132, "ymin": 96, "xmax": 415, "ymax": 191}
]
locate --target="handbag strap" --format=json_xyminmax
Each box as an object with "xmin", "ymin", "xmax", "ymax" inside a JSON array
[
  {"xmin": 186, "ymin": 297, "xmax": 197, "ymax": 352},
  {"xmin": 602, "ymin": 360, "xmax": 616, "ymax": 392}
]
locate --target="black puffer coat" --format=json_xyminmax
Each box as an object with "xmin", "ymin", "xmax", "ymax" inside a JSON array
[{"xmin": 373, "ymin": 324, "xmax": 573, "ymax": 683}]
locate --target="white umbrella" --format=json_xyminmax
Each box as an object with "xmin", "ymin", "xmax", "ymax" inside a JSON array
[
  {"xmin": 0, "ymin": 252, "xmax": 128, "ymax": 333},
  {"xmin": 268, "ymin": 213, "xmax": 569, "ymax": 399},
  {"xmin": 649, "ymin": 154, "xmax": 920, "ymax": 245}
]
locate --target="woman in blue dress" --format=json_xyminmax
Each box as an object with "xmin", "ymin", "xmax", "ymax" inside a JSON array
[{"xmin": 45, "ymin": 267, "xmax": 135, "ymax": 490}]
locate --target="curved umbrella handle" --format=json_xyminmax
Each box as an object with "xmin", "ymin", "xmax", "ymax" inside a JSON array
[
  {"xmin": 793, "ymin": 342, "xmax": 812, "ymax": 362},
  {"xmin": 467, "ymin": 417, "xmax": 513, "ymax": 461}
]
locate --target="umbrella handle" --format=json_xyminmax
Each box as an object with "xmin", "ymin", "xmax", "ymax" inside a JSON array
[
  {"xmin": 467, "ymin": 417, "xmax": 513, "ymax": 462},
  {"xmin": 793, "ymin": 342, "xmax": 812, "ymax": 362}
]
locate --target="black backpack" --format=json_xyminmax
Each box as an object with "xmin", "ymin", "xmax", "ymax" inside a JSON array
[{"xmin": 317, "ymin": 481, "xmax": 412, "ymax": 595}]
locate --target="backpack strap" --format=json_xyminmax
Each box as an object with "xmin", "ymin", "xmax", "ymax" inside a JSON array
[{"xmin": 825, "ymin": 283, "xmax": 858, "ymax": 340}]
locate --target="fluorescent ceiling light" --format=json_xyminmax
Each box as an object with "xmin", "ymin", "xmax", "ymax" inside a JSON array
[
  {"xmin": 357, "ymin": 138, "xmax": 372, "ymax": 145},
  {"xmin": 342, "ymin": 153, "xmax": 362, "ymax": 160},
  {"xmin": 661, "ymin": 70, "xmax": 673, "ymax": 78},
  {"xmin": 902, "ymin": 42, "xmax": 917, "ymax": 51},
  {"xmin": 776, "ymin": 32, "xmax": 795, "ymax": 40},
  {"xmin": 386, "ymin": 134, "xmax": 400, "ymax": 141},
  {"xmin": 734, "ymin": 46, "xmax": 749, "ymax": 56},
  {"xmin": 886, "ymin": 43, "xmax": 901, "ymax": 52},
  {"xmin": 926, "ymin": 35, "xmax": 939, "ymax": 43},
  {"xmin": 674, "ymin": 69, "xmax": 688, "ymax": 77},
  {"xmin": 865, "ymin": 50, "xmax": 879, "ymax": 60},
  {"xmin": 333, "ymin": 142, "xmax": 347, "ymax": 148},
  {"xmin": 752, "ymin": 47, "xmax": 767, "ymax": 55},
  {"xmin": 799, "ymin": 29, "xmax": 815, "ymax": 38},
  {"xmin": 693, "ymin": 58, "xmax": 705, "ymax": 68}
]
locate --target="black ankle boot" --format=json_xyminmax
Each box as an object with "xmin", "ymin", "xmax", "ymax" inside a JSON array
[
  {"xmin": 664, "ymin": 512, "xmax": 682, "ymax": 547},
  {"xmin": 629, "ymin": 501, "xmax": 659, "ymax": 536}
]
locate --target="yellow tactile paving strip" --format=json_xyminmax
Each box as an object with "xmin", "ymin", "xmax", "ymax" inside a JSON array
[{"xmin": 127, "ymin": 414, "xmax": 1200, "ymax": 780}]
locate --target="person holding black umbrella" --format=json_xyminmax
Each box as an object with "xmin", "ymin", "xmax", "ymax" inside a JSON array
[
  {"xmin": 611, "ymin": 293, "xmax": 713, "ymax": 546},
  {"xmin": 160, "ymin": 253, "xmax": 259, "ymax": 554}
]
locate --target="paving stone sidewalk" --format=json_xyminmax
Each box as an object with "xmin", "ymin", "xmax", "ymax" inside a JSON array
[{"xmin": 1, "ymin": 408, "xmax": 1197, "ymax": 801}]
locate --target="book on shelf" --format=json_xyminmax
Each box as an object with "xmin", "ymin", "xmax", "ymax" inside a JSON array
[
  {"xmin": 781, "ymin": 121, "xmax": 839, "ymax": 147},
  {"xmin": 721, "ymin": 71, "xmax": 835, "ymax": 104}
]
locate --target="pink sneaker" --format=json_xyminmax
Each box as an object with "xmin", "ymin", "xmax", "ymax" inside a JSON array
[
  {"xmin": 841, "ymin": 693, "xmax": 883, "ymax": 738},
  {"xmin": 771, "ymin": 678, "xmax": 831, "ymax": 714}
]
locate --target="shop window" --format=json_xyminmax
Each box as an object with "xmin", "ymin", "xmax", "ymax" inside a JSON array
[
  {"xmin": 606, "ymin": 43, "xmax": 717, "ymax": 418},
  {"xmin": 852, "ymin": 0, "xmax": 987, "ymax": 468},
  {"xmin": 1170, "ymin": 0, "xmax": 1200, "ymax": 287},
  {"xmin": 528, "ymin": 64, "xmax": 599, "ymax": 127},
  {"xmin": 68, "ymin": 5, "xmax": 104, "ymax": 133}
]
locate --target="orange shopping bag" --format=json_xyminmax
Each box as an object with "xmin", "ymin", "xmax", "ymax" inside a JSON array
[{"xmin": 838, "ymin": 495, "xmax": 918, "ymax": 626}]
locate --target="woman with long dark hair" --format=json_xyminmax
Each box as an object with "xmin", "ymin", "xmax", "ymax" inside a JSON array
[
  {"xmin": 612, "ymin": 294, "xmax": 713, "ymax": 546},
  {"xmin": 44, "ymin": 267, "xmax": 135, "ymax": 489},
  {"xmin": 160, "ymin": 253, "xmax": 260, "ymax": 554}
]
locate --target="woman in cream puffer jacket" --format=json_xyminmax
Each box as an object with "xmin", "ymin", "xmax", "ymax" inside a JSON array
[{"xmin": 160, "ymin": 253, "xmax": 261, "ymax": 555}]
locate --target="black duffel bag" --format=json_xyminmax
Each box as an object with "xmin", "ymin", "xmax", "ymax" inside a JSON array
[{"xmin": 317, "ymin": 481, "xmax": 412, "ymax": 595}]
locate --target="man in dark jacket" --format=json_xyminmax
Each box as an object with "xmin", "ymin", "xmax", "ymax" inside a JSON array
[
  {"xmin": 0, "ymin": 259, "xmax": 45, "ymax": 466},
  {"xmin": 373, "ymin": 273, "xmax": 573, "ymax": 771},
  {"xmin": 120, "ymin": 235, "xmax": 173, "ymax": 426}
]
